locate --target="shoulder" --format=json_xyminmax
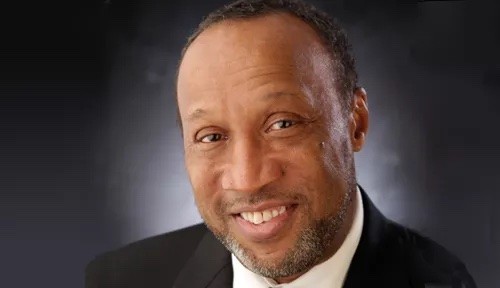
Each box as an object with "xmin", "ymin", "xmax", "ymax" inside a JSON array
[
  {"xmin": 383, "ymin": 221, "xmax": 476, "ymax": 287},
  {"xmin": 85, "ymin": 223, "xmax": 208, "ymax": 288}
]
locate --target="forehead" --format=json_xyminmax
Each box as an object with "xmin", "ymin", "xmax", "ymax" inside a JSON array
[{"xmin": 176, "ymin": 13, "xmax": 337, "ymax": 115}]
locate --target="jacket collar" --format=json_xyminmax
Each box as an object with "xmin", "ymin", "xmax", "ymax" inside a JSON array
[
  {"xmin": 343, "ymin": 185, "xmax": 390, "ymax": 287},
  {"xmin": 173, "ymin": 229, "xmax": 233, "ymax": 288},
  {"xmin": 173, "ymin": 186, "xmax": 389, "ymax": 288}
]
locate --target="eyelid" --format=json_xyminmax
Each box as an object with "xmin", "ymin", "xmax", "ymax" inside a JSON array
[{"xmin": 264, "ymin": 111, "xmax": 290, "ymax": 124}]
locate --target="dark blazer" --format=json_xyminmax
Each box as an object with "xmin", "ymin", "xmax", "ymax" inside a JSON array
[{"xmin": 86, "ymin": 187, "xmax": 476, "ymax": 288}]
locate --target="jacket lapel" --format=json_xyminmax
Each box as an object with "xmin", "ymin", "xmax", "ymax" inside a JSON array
[
  {"xmin": 173, "ymin": 230, "xmax": 233, "ymax": 288},
  {"xmin": 343, "ymin": 186, "xmax": 390, "ymax": 287},
  {"xmin": 344, "ymin": 186, "xmax": 416, "ymax": 288}
]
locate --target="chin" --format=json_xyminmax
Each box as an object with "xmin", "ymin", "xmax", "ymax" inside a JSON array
[
  {"xmin": 253, "ymin": 245, "xmax": 290, "ymax": 262},
  {"xmin": 237, "ymin": 237, "xmax": 295, "ymax": 263}
]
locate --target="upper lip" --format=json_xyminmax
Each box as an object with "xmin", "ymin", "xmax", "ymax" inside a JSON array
[{"xmin": 230, "ymin": 200, "xmax": 297, "ymax": 215}]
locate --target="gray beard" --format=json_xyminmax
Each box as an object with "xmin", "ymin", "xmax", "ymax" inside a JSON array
[{"xmin": 211, "ymin": 186, "xmax": 354, "ymax": 280}]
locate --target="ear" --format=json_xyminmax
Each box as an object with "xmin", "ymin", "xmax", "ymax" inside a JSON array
[{"xmin": 349, "ymin": 87, "xmax": 369, "ymax": 152}]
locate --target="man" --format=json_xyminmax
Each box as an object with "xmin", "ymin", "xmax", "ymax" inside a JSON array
[{"xmin": 86, "ymin": 0, "xmax": 476, "ymax": 287}]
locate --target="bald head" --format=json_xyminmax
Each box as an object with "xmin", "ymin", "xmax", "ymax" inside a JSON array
[{"xmin": 177, "ymin": 13, "xmax": 340, "ymax": 129}]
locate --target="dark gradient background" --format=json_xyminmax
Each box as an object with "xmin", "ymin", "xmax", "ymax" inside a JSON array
[{"xmin": 1, "ymin": 0, "xmax": 499, "ymax": 287}]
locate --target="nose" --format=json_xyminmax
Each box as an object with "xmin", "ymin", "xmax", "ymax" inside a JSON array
[{"xmin": 221, "ymin": 137, "xmax": 283, "ymax": 193}]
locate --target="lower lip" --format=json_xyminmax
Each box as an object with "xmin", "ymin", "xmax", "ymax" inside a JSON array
[{"xmin": 232, "ymin": 205, "xmax": 297, "ymax": 242}]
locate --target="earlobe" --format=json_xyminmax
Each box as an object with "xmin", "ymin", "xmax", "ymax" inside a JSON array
[
  {"xmin": 352, "ymin": 131, "xmax": 366, "ymax": 152},
  {"xmin": 354, "ymin": 130, "xmax": 364, "ymax": 141}
]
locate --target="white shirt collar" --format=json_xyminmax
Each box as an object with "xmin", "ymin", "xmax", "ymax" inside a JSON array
[{"xmin": 232, "ymin": 186, "xmax": 364, "ymax": 288}]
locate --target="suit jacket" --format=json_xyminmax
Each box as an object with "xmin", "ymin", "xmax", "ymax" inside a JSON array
[{"xmin": 86, "ymin": 187, "xmax": 476, "ymax": 288}]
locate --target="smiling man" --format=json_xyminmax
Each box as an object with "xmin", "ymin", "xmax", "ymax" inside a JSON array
[{"xmin": 86, "ymin": 0, "xmax": 476, "ymax": 287}]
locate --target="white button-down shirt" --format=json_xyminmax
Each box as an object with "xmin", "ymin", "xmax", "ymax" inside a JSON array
[{"xmin": 232, "ymin": 187, "xmax": 364, "ymax": 288}]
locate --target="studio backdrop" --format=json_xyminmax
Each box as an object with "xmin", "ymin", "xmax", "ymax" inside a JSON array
[{"xmin": 1, "ymin": 1, "xmax": 498, "ymax": 288}]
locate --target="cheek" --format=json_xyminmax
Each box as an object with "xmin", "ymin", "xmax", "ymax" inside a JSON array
[
  {"xmin": 185, "ymin": 154, "xmax": 233, "ymax": 234},
  {"xmin": 287, "ymin": 137, "xmax": 333, "ymax": 180},
  {"xmin": 284, "ymin": 144, "xmax": 324, "ymax": 185},
  {"xmin": 286, "ymin": 138, "xmax": 348, "ymax": 215},
  {"xmin": 185, "ymin": 155, "xmax": 220, "ymax": 214}
]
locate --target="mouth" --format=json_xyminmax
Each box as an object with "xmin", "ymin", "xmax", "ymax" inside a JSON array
[{"xmin": 231, "ymin": 204, "xmax": 298, "ymax": 242}]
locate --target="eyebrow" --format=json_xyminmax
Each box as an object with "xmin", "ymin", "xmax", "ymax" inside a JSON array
[{"xmin": 185, "ymin": 91, "xmax": 299, "ymax": 122}]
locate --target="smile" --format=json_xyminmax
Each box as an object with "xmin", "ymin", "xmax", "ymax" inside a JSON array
[
  {"xmin": 232, "ymin": 204, "xmax": 297, "ymax": 241},
  {"xmin": 240, "ymin": 206, "xmax": 286, "ymax": 225}
]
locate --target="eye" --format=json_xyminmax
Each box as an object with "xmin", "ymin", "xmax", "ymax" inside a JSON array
[
  {"xmin": 199, "ymin": 133, "xmax": 224, "ymax": 143},
  {"xmin": 269, "ymin": 119, "xmax": 295, "ymax": 131}
]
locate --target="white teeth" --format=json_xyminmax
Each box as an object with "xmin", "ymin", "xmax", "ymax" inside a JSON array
[
  {"xmin": 272, "ymin": 209, "xmax": 279, "ymax": 217},
  {"xmin": 240, "ymin": 206, "xmax": 287, "ymax": 225},
  {"xmin": 279, "ymin": 206, "xmax": 286, "ymax": 215},
  {"xmin": 253, "ymin": 212, "xmax": 263, "ymax": 224},
  {"xmin": 241, "ymin": 212, "xmax": 248, "ymax": 221},
  {"xmin": 245, "ymin": 212, "xmax": 253, "ymax": 222},
  {"xmin": 262, "ymin": 210, "xmax": 272, "ymax": 221}
]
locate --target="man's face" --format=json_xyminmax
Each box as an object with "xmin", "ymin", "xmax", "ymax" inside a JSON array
[{"xmin": 177, "ymin": 13, "xmax": 367, "ymax": 281}]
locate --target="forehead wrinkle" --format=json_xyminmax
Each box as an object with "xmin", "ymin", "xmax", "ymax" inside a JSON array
[
  {"xmin": 186, "ymin": 91, "xmax": 305, "ymax": 123},
  {"xmin": 228, "ymin": 69, "xmax": 297, "ymax": 94}
]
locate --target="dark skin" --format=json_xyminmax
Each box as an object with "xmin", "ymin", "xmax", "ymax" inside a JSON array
[{"xmin": 177, "ymin": 13, "xmax": 369, "ymax": 283}]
